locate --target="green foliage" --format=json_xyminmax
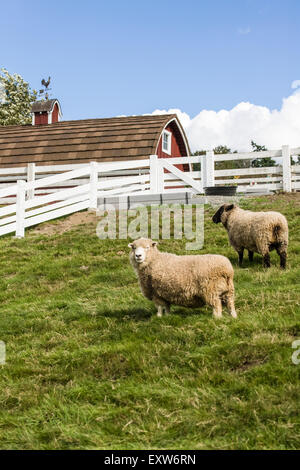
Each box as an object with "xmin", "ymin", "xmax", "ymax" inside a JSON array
[
  {"xmin": 193, "ymin": 146, "xmax": 249, "ymax": 171},
  {"xmin": 192, "ymin": 147, "xmax": 234, "ymax": 171},
  {"xmin": 0, "ymin": 68, "xmax": 37, "ymax": 126},
  {"xmin": 193, "ymin": 140, "xmax": 282, "ymax": 173},
  {"xmin": 192, "ymin": 150, "xmax": 205, "ymax": 171},
  {"xmin": 213, "ymin": 145, "xmax": 250, "ymax": 170},
  {"xmin": 213, "ymin": 145, "xmax": 231, "ymax": 155},
  {"xmin": 0, "ymin": 194, "xmax": 299, "ymax": 449},
  {"xmin": 192, "ymin": 146, "xmax": 233, "ymax": 156},
  {"xmin": 250, "ymin": 140, "xmax": 277, "ymax": 168},
  {"xmin": 251, "ymin": 141, "xmax": 267, "ymax": 152},
  {"xmin": 291, "ymin": 155, "xmax": 300, "ymax": 165}
]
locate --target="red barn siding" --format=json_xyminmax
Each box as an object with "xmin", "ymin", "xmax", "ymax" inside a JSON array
[
  {"xmin": 157, "ymin": 121, "xmax": 189, "ymax": 171},
  {"xmin": 33, "ymin": 103, "xmax": 59, "ymax": 125},
  {"xmin": 51, "ymin": 103, "xmax": 59, "ymax": 123},
  {"xmin": 34, "ymin": 112, "xmax": 48, "ymax": 125}
]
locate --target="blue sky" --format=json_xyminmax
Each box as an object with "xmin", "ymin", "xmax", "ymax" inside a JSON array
[{"xmin": 1, "ymin": 0, "xmax": 300, "ymax": 150}]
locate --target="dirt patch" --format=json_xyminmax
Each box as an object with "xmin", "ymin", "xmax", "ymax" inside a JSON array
[
  {"xmin": 233, "ymin": 357, "xmax": 268, "ymax": 372},
  {"xmin": 31, "ymin": 210, "xmax": 99, "ymax": 236}
]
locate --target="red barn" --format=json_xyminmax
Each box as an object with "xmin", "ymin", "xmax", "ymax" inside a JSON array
[{"xmin": 0, "ymin": 99, "xmax": 191, "ymax": 169}]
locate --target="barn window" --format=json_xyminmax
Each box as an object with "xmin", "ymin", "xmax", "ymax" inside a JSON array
[{"xmin": 162, "ymin": 130, "xmax": 172, "ymax": 155}]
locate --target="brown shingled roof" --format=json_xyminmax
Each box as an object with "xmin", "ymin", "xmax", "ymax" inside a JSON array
[
  {"xmin": 31, "ymin": 99, "xmax": 58, "ymax": 113},
  {"xmin": 0, "ymin": 114, "xmax": 187, "ymax": 167}
]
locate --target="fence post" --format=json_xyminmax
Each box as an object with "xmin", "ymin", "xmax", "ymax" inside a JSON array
[
  {"xmin": 27, "ymin": 163, "xmax": 35, "ymax": 200},
  {"xmin": 202, "ymin": 150, "xmax": 215, "ymax": 189},
  {"xmin": 150, "ymin": 155, "xmax": 159, "ymax": 193},
  {"xmin": 282, "ymin": 145, "xmax": 292, "ymax": 192},
  {"xmin": 89, "ymin": 161, "xmax": 98, "ymax": 210},
  {"xmin": 199, "ymin": 155, "xmax": 204, "ymax": 192},
  {"xmin": 157, "ymin": 160, "xmax": 165, "ymax": 193},
  {"xmin": 15, "ymin": 180, "xmax": 26, "ymax": 238}
]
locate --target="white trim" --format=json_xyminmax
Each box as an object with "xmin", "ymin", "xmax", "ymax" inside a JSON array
[
  {"xmin": 47, "ymin": 99, "xmax": 62, "ymax": 116},
  {"xmin": 55, "ymin": 100, "xmax": 63, "ymax": 120},
  {"xmin": 162, "ymin": 129, "xmax": 172, "ymax": 155},
  {"xmin": 48, "ymin": 100, "xmax": 63, "ymax": 122},
  {"xmin": 155, "ymin": 118, "xmax": 190, "ymax": 157},
  {"xmin": 155, "ymin": 117, "xmax": 191, "ymax": 171}
]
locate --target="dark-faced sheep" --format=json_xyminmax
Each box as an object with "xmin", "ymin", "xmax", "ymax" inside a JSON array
[
  {"xmin": 212, "ymin": 204, "xmax": 288, "ymax": 269},
  {"xmin": 128, "ymin": 238, "xmax": 237, "ymax": 319}
]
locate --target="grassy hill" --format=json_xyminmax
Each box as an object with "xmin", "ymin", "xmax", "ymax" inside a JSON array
[{"xmin": 0, "ymin": 193, "xmax": 299, "ymax": 450}]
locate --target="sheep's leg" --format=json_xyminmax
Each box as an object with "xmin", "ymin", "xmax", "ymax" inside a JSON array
[
  {"xmin": 225, "ymin": 295, "xmax": 237, "ymax": 318},
  {"xmin": 224, "ymin": 280, "xmax": 237, "ymax": 318},
  {"xmin": 276, "ymin": 244, "xmax": 287, "ymax": 269},
  {"xmin": 163, "ymin": 304, "xmax": 170, "ymax": 316},
  {"xmin": 156, "ymin": 306, "xmax": 163, "ymax": 317},
  {"xmin": 238, "ymin": 248, "xmax": 244, "ymax": 267},
  {"xmin": 279, "ymin": 251, "xmax": 287, "ymax": 270},
  {"xmin": 211, "ymin": 297, "xmax": 222, "ymax": 318},
  {"xmin": 248, "ymin": 250, "xmax": 254, "ymax": 262},
  {"xmin": 153, "ymin": 297, "xmax": 169, "ymax": 317},
  {"xmin": 263, "ymin": 252, "xmax": 271, "ymax": 268}
]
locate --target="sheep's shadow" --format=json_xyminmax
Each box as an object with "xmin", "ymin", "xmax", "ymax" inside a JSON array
[
  {"xmin": 231, "ymin": 253, "xmax": 282, "ymax": 270},
  {"xmin": 235, "ymin": 258, "xmax": 262, "ymax": 269},
  {"xmin": 170, "ymin": 307, "xmax": 211, "ymax": 319},
  {"xmin": 99, "ymin": 305, "xmax": 210, "ymax": 321},
  {"xmin": 100, "ymin": 307, "xmax": 153, "ymax": 321}
]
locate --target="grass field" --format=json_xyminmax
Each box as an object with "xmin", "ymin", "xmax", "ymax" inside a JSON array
[{"xmin": 0, "ymin": 193, "xmax": 299, "ymax": 450}]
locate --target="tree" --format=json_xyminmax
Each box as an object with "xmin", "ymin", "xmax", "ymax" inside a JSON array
[
  {"xmin": 213, "ymin": 145, "xmax": 232, "ymax": 155},
  {"xmin": 213, "ymin": 145, "xmax": 236, "ymax": 170},
  {"xmin": 250, "ymin": 140, "xmax": 276, "ymax": 167},
  {"xmin": 192, "ymin": 150, "xmax": 206, "ymax": 156},
  {"xmin": 193, "ymin": 146, "xmax": 247, "ymax": 171},
  {"xmin": 191, "ymin": 150, "xmax": 206, "ymax": 171},
  {"xmin": 212, "ymin": 145, "xmax": 251, "ymax": 170},
  {"xmin": 0, "ymin": 68, "xmax": 37, "ymax": 126},
  {"xmin": 291, "ymin": 155, "xmax": 300, "ymax": 165}
]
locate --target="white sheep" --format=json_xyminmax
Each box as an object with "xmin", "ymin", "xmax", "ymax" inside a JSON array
[
  {"xmin": 129, "ymin": 238, "xmax": 237, "ymax": 318},
  {"xmin": 212, "ymin": 204, "xmax": 288, "ymax": 268}
]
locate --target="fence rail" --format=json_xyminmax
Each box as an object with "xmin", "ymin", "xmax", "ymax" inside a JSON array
[{"xmin": 0, "ymin": 145, "xmax": 299, "ymax": 237}]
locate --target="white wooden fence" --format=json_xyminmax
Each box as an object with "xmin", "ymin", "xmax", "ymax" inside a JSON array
[
  {"xmin": 0, "ymin": 145, "xmax": 299, "ymax": 238},
  {"xmin": 212, "ymin": 145, "xmax": 300, "ymax": 193}
]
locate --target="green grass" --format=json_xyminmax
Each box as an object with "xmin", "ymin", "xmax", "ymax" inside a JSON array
[{"xmin": 0, "ymin": 194, "xmax": 299, "ymax": 450}]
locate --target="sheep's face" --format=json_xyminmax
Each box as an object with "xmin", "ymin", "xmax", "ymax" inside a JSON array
[
  {"xmin": 128, "ymin": 238, "xmax": 158, "ymax": 265},
  {"xmin": 212, "ymin": 204, "xmax": 235, "ymax": 225}
]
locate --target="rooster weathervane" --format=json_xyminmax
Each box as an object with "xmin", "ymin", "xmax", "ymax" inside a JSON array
[{"xmin": 39, "ymin": 76, "xmax": 51, "ymax": 100}]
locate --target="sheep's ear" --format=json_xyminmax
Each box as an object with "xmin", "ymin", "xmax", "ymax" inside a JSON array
[
  {"xmin": 128, "ymin": 243, "xmax": 133, "ymax": 248},
  {"xmin": 212, "ymin": 205, "xmax": 224, "ymax": 223},
  {"xmin": 152, "ymin": 241, "xmax": 158, "ymax": 247},
  {"xmin": 225, "ymin": 204, "xmax": 235, "ymax": 212}
]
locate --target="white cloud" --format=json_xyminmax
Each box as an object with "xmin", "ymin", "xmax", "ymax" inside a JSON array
[
  {"xmin": 291, "ymin": 80, "xmax": 300, "ymax": 90},
  {"xmin": 152, "ymin": 89, "xmax": 300, "ymax": 152},
  {"xmin": 237, "ymin": 27, "xmax": 251, "ymax": 35}
]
